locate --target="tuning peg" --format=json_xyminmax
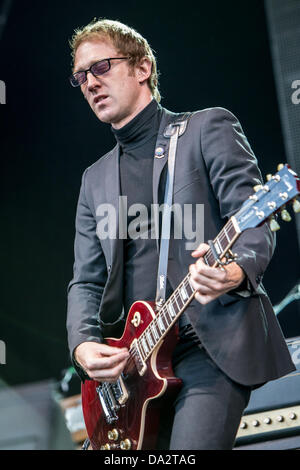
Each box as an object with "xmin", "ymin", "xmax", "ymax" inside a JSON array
[
  {"xmin": 269, "ymin": 216, "xmax": 280, "ymax": 232},
  {"xmin": 253, "ymin": 184, "xmax": 263, "ymax": 192},
  {"xmin": 281, "ymin": 208, "xmax": 292, "ymax": 222},
  {"xmin": 277, "ymin": 163, "xmax": 284, "ymax": 171},
  {"xmin": 266, "ymin": 174, "xmax": 272, "ymax": 181},
  {"xmin": 293, "ymin": 198, "xmax": 300, "ymax": 213}
]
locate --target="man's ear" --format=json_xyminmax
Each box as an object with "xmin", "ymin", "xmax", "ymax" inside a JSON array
[{"xmin": 136, "ymin": 56, "xmax": 152, "ymax": 84}]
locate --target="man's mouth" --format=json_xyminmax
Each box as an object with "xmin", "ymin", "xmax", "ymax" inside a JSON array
[{"xmin": 93, "ymin": 95, "xmax": 108, "ymax": 105}]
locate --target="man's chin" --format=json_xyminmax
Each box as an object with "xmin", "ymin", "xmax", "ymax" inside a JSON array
[
  {"xmin": 95, "ymin": 110, "xmax": 127, "ymax": 129},
  {"xmin": 95, "ymin": 110, "xmax": 113, "ymax": 124}
]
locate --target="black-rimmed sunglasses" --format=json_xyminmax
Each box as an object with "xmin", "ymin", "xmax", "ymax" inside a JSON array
[{"xmin": 69, "ymin": 57, "xmax": 130, "ymax": 87}]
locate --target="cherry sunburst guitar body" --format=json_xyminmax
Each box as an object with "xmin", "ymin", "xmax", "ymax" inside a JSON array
[
  {"xmin": 81, "ymin": 164, "xmax": 300, "ymax": 451},
  {"xmin": 81, "ymin": 300, "xmax": 182, "ymax": 450}
]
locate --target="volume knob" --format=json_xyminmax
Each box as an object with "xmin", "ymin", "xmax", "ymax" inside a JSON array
[
  {"xmin": 100, "ymin": 443, "xmax": 111, "ymax": 450},
  {"xmin": 120, "ymin": 438, "xmax": 132, "ymax": 450},
  {"xmin": 108, "ymin": 429, "xmax": 119, "ymax": 441}
]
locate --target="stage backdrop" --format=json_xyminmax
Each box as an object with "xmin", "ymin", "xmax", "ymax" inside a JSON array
[{"xmin": 0, "ymin": 0, "xmax": 299, "ymax": 387}]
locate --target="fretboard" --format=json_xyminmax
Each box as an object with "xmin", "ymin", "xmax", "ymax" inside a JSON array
[{"xmin": 134, "ymin": 217, "xmax": 241, "ymax": 362}]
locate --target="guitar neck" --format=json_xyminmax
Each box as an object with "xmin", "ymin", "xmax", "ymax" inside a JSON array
[{"xmin": 135, "ymin": 217, "xmax": 241, "ymax": 361}]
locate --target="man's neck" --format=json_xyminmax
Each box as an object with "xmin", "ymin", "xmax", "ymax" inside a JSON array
[
  {"xmin": 111, "ymin": 96, "xmax": 153, "ymax": 130},
  {"xmin": 111, "ymin": 99, "xmax": 160, "ymax": 150}
]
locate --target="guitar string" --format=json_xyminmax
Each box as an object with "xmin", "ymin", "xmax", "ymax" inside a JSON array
[
  {"xmin": 136, "ymin": 262, "xmax": 231, "ymax": 358},
  {"xmin": 136, "ymin": 218, "xmax": 237, "ymax": 358},
  {"xmin": 137, "ymin": 276, "xmax": 193, "ymax": 361},
  {"xmin": 138, "ymin": 186, "xmax": 297, "ymax": 354},
  {"xmin": 101, "ymin": 218, "xmax": 237, "ymax": 398},
  {"xmin": 98, "ymin": 189, "xmax": 284, "ymax": 406}
]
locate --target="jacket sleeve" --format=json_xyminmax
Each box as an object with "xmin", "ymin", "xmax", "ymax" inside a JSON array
[
  {"xmin": 67, "ymin": 168, "xmax": 107, "ymax": 379},
  {"xmin": 200, "ymin": 107, "xmax": 276, "ymax": 293}
]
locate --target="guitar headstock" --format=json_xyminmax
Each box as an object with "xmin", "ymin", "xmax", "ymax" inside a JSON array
[{"xmin": 235, "ymin": 164, "xmax": 300, "ymax": 232}]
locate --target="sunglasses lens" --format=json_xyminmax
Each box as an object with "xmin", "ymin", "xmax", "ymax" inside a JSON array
[
  {"xmin": 91, "ymin": 60, "xmax": 110, "ymax": 76},
  {"xmin": 70, "ymin": 72, "xmax": 86, "ymax": 87}
]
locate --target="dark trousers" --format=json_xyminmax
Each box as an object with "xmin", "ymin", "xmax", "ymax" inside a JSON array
[{"xmin": 157, "ymin": 340, "xmax": 251, "ymax": 450}]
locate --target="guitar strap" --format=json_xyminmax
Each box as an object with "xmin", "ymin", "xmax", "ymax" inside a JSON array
[{"xmin": 155, "ymin": 113, "xmax": 192, "ymax": 308}]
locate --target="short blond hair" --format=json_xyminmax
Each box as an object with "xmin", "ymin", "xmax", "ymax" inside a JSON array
[{"xmin": 69, "ymin": 18, "xmax": 161, "ymax": 102}]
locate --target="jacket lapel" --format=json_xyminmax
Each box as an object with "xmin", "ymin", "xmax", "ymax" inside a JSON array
[
  {"xmin": 102, "ymin": 144, "xmax": 124, "ymax": 268},
  {"xmin": 99, "ymin": 143, "xmax": 125, "ymax": 325}
]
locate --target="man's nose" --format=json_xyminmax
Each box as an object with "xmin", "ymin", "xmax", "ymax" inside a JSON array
[{"xmin": 86, "ymin": 71, "xmax": 101, "ymax": 90}]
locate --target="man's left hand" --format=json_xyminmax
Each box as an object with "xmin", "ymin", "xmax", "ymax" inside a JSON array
[{"xmin": 189, "ymin": 243, "xmax": 246, "ymax": 305}]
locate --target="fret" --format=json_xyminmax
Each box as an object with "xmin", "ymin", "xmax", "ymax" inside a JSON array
[
  {"xmin": 164, "ymin": 308, "xmax": 172, "ymax": 325},
  {"xmin": 214, "ymin": 238, "xmax": 222, "ymax": 255},
  {"xmin": 154, "ymin": 319, "xmax": 162, "ymax": 336},
  {"xmin": 146, "ymin": 329, "xmax": 154, "ymax": 348},
  {"xmin": 152, "ymin": 322, "xmax": 160, "ymax": 341},
  {"xmin": 162, "ymin": 312, "xmax": 170, "ymax": 328},
  {"xmin": 176, "ymin": 291, "xmax": 184, "ymax": 309},
  {"xmin": 173, "ymin": 295, "xmax": 181, "ymax": 312},
  {"xmin": 133, "ymin": 342, "xmax": 145, "ymax": 363},
  {"xmin": 168, "ymin": 302, "xmax": 176, "ymax": 319},
  {"xmin": 158, "ymin": 315, "xmax": 166, "ymax": 332},
  {"xmin": 141, "ymin": 336, "xmax": 149, "ymax": 355},
  {"xmin": 149, "ymin": 326, "xmax": 157, "ymax": 344},
  {"xmin": 219, "ymin": 231, "xmax": 230, "ymax": 251},
  {"xmin": 202, "ymin": 220, "xmax": 238, "ymax": 267},
  {"xmin": 227, "ymin": 221, "xmax": 237, "ymax": 240},
  {"xmin": 204, "ymin": 252, "xmax": 214, "ymax": 266},
  {"xmin": 138, "ymin": 340, "xmax": 146, "ymax": 359},
  {"xmin": 145, "ymin": 334, "xmax": 152, "ymax": 350},
  {"xmin": 223, "ymin": 225, "xmax": 231, "ymax": 244},
  {"xmin": 180, "ymin": 285, "xmax": 188, "ymax": 302},
  {"xmin": 184, "ymin": 277, "xmax": 194, "ymax": 297}
]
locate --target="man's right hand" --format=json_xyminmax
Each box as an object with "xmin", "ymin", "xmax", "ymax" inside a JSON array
[{"xmin": 74, "ymin": 341, "xmax": 130, "ymax": 383}]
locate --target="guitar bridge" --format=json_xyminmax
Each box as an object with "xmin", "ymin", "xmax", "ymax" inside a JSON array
[
  {"xmin": 96, "ymin": 376, "xmax": 129, "ymax": 424},
  {"xmin": 96, "ymin": 384, "xmax": 118, "ymax": 424}
]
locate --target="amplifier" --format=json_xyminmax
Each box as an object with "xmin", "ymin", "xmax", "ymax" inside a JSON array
[{"xmin": 235, "ymin": 337, "xmax": 300, "ymax": 449}]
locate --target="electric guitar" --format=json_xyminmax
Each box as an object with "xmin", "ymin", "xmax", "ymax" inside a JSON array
[{"xmin": 81, "ymin": 164, "xmax": 300, "ymax": 450}]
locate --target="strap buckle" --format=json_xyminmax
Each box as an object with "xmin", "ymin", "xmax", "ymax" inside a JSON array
[{"xmin": 163, "ymin": 113, "xmax": 191, "ymax": 138}]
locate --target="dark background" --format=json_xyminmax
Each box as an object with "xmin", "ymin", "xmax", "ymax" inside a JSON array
[{"xmin": 0, "ymin": 0, "xmax": 299, "ymax": 388}]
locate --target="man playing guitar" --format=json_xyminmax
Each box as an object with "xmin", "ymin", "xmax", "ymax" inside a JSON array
[{"xmin": 67, "ymin": 18, "xmax": 295, "ymax": 449}]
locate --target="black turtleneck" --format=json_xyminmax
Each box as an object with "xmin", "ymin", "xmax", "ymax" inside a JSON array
[
  {"xmin": 112, "ymin": 99, "xmax": 162, "ymax": 225},
  {"xmin": 112, "ymin": 100, "xmax": 167, "ymax": 315},
  {"xmin": 111, "ymin": 100, "xmax": 199, "ymax": 346}
]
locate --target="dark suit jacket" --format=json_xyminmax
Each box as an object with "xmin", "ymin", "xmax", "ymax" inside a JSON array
[{"xmin": 67, "ymin": 106, "xmax": 295, "ymax": 385}]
